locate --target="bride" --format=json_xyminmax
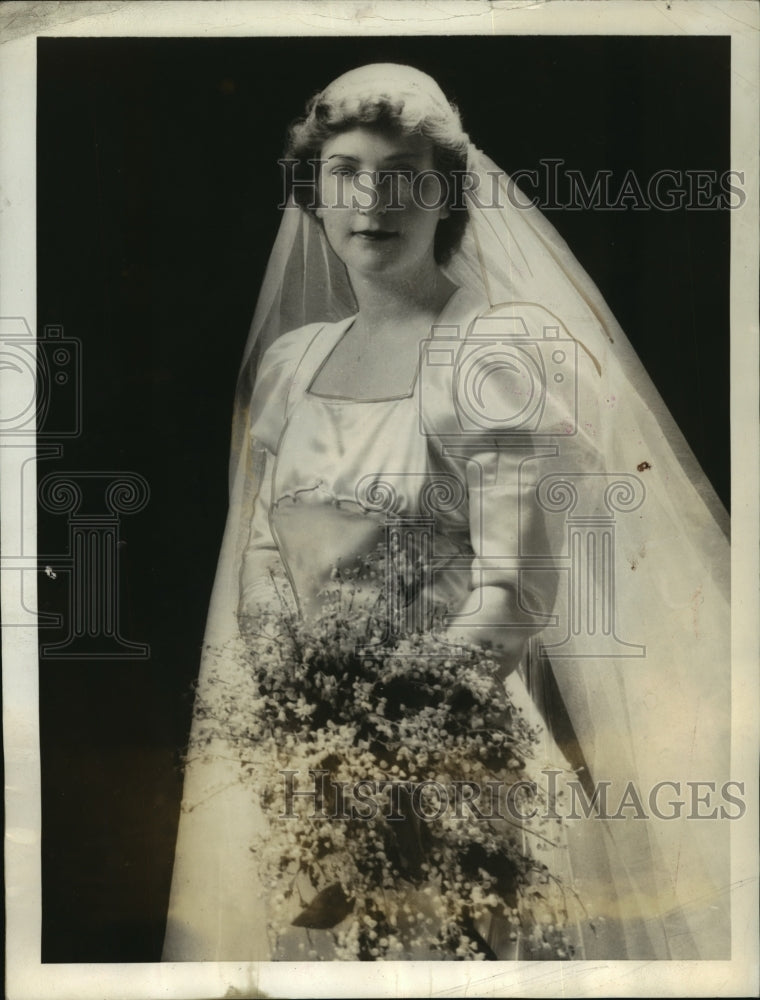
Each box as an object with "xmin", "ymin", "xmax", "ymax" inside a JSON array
[{"xmin": 163, "ymin": 64, "xmax": 730, "ymax": 962}]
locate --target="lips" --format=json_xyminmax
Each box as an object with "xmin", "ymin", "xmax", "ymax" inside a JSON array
[{"xmin": 352, "ymin": 230, "xmax": 398, "ymax": 241}]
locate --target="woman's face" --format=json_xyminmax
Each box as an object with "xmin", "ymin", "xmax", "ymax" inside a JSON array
[{"xmin": 315, "ymin": 126, "xmax": 449, "ymax": 279}]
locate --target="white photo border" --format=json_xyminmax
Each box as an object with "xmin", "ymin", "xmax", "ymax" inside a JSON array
[{"xmin": 1, "ymin": 2, "xmax": 758, "ymax": 998}]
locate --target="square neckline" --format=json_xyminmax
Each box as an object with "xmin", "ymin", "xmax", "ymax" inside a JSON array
[{"xmin": 305, "ymin": 285, "xmax": 468, "ymax": 404}]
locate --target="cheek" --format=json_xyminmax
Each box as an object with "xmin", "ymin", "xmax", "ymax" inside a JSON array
[
  {"xmin": 403, "ymin": 203, "xmax": 445, "ymax": 248},
  {"xmin": 317, "ymin": 211, "xmax": 349, "ymax": 248},
  {"xmin": 317, "ymin": 175, "xmax": 339, "ymax": 213},
  {"xmin": 409, "ymin": 172, "xmax": 449, "ymax": 211},
  {"xmin": 315, "ymin": 177, "xmax": 351, "ymax": 228}
]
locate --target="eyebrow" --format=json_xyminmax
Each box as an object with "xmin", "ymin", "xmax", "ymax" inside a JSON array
[{"xmin": 325, "ymin": 151, "xmax": 426, "ymax": 163}]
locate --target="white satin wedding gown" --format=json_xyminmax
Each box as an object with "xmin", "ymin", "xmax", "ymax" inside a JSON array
[{"xmin": 163, "ymin": 286, "xmax": 729, "ymax": 961}]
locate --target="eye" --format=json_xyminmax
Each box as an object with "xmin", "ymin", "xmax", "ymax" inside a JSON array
[{"xmin": 329, "ymin": 165, "xmax": 356, "ymax": 178}]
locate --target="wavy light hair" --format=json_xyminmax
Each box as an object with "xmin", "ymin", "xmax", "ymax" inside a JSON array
[{"xmin": 285, "ymin": 65, "xmax": 470, "ymax": 264}]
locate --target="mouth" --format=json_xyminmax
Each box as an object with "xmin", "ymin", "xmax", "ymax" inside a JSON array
[{"xmin": 352, "ymin": 230, "xmax": 398, "ymax": 242}]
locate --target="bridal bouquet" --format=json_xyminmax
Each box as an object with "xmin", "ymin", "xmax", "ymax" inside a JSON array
[{"xmin": 193, "ymin": 551, "xmax": 580, "ymax": 961}]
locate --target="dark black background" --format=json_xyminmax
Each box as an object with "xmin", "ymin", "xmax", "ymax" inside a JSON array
[{"xmin": 36, "ymin": 35, "xmax": 730, "ymax": 962}]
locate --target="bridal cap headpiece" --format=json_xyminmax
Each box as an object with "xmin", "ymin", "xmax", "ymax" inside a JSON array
[
  {"xmin": 320, "ymin": 62, "xmax": 447, "ymax": 99},
  {"xmin": 313, "ymin": 62, "xmax": 469, "ymax": 144},
  {"xmin": 320, "ymin": 62, "xmax": 450, "ymax": 104}
]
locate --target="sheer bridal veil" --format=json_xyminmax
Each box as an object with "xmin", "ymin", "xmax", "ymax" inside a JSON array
[{"xmin": 163, "ymin": 63, "xmax": 730, "ymax": 961}]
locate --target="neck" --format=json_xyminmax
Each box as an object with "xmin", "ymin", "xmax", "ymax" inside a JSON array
[{"xmin": 347, "ymin": 258, "xmax": 457, "ymax": 332}]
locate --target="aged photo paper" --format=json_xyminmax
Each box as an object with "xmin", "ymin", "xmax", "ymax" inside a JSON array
[{"xmin": 2, "ymin": 2, "xmax": 758, "ymax": 997}]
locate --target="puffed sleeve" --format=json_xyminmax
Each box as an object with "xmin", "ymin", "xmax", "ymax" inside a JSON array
[
  {"xmin": 419, "ymin": 302, "xmax": 602, "ymax": 636},
  {"xmin": 461, "ymin": 443, "xmax": 559, "ymax": 631},
  {"xmin": 247, "ymin": 324, "xmax": 321, "ymax": 454},
  {"xmin": 238, "ymin": 324, "xmax": 322, "ymax": 612},
  {"xmin": 238, "ymin": 447, "xmax": 280, "ymax": 612}
]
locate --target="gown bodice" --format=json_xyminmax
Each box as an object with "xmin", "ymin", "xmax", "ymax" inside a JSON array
[
  {"xmin": 242, "ymin": 286, "xmax": 558, "ymax": 627},
  {"xmin": 268, "ymin": 341, "xmax": 472, "ymax": 616}
]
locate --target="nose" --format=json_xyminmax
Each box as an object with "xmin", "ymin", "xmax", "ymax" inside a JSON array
[{"xmin": 354, "ymin": 170, "xmax": 390, "ymax": 216}]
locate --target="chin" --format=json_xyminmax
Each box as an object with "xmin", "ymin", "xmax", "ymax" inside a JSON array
[{"xmin": 346, "ymin": 252, "xmax": 408, "ymax": 276}]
